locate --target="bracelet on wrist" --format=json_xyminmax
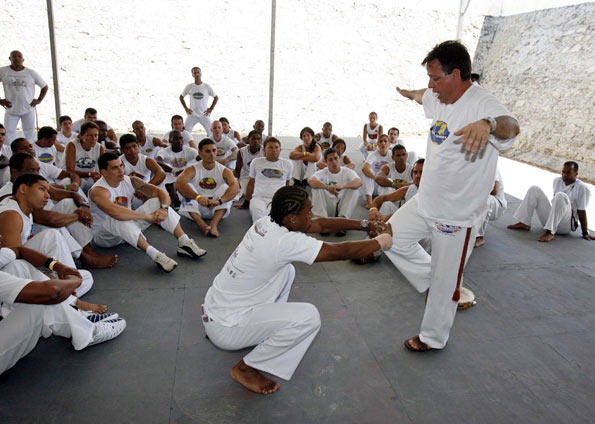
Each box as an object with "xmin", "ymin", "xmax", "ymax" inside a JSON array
[
  {"xmin": 44, "ymin": 256, "xmax": 58, "ymax": 268},
  {"xmin": 369, "ymin": 207, "xmax": 378, "ymax": 211},
  {"xmin": 195, "ymin": 195, "xmax": 201, "ymax": 201},
  {"xmin": 49, "ymin": 260, "xmax": 59, "ymax": 271}
]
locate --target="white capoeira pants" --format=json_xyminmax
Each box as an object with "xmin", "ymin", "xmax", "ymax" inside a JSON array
[
  {"xmin": 36, "ymin": 198, "xmax": 94, "ymax": 259},
  {"xmin": 93, "ymin": 198, "xmax": 181, "ymax": 248},
  {"xmin": 184, "ymin": 113, "xmax": 212, "ymax": 137},
  {"xmin": 477, "ymin": 195, "xmax": 506, "ymax": 237},
  {"xmin": 384, "ymin": 196, "xmax": 475, "ymax": 349},
  {"xmin": 203, "ymin": 265, "xmax": 321, "ymax": 380},
  {"xmin": 513, "ymin": 186, "xmax": 572, "ymax": 234},
  {"xmin": 238, "ymin": 176, "xmax": 249, "ymax": 198},
  {"xmin": 249, "ymin": 196, "xmax": 272, "ymax": 223},
  {"xmin": 359, "ymin": 143, "xmax": 376, "ymax": 160},
  {"xmin": 362, "ymin": 175, "xmax": 379, "ymax": 197},
  {"xmin": 24, "ymin": 228, "xmax": 93, "ymax": 298},
  {"xmin": 178, "ymin": 184, "xmax": 232, "ymax": 220},
  {"xmin": 0, "ymin": 261, "xmax": 94, "ymax": 375},
  {"xmin": 311, "ymin": 187, "xmax": 359, "ymax": 218},
  {"xmin": 4, "ymin": 110, "xmax": 36, "ymax": 145}
]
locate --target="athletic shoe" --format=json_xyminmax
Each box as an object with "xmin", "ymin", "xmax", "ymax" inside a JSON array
[
  {"xmin": 154, "ymin": 252, "xmax": 178, "ymax": 272},
  {"xmin": 177, "ymin": 238, "xmax": 207, "ymax": 258},
  {"xmin": 88, "ymin": 318, "xmax": 127, "ymax": 346},
  {"xmin": 80, "ymin": 311, "xmax": 119, "ymax": 323}
]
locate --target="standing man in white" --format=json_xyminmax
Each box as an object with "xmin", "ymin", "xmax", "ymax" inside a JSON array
[
  {"xmin": 0, "ymin": 51, "xmax": 48, "ymax": 144},
  {"xmin": 392, "ymin": 40, "xmax": 520, "ymax": 352},
  {"xmin": 179, "ymin": 67, "xmax": 218, "ymax": 138}
]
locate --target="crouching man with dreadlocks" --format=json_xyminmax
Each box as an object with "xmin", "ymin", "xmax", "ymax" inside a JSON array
[{"xmin": 201, "ymin": 185, "xmax": 392, "ymax": 394}]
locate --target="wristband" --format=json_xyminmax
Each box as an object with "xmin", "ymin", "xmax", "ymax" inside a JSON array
[
  {"xmin": 49, "ymin": 260, "xmax": 59, "ymax": 271},
  {"xmin": 369, "ymin": 207, "xmax": 378, "ymax": 211},
  {"xmin": 391, "ymin": 181, "xmax": 397, "ymax": 188},
  {"xmin": 374, "ymin": 233, "xmax": 393, "ymax": 250},
  {"xmin": 44, "ymin": 256, "xmax": 58, "ymax": 268},
  {"xmin": 63, "ymin": 184, "xmax": 68, "ymax": 190},
  {"xmin": 195, "ymin": 195, "xmax": 201, "ymax": 201},
  {"xmin": 303, "ymin": 152, "xmax": 307, "ymax": 157}
]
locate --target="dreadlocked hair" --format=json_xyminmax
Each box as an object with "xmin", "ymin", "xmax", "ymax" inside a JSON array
[{"xmin": 270, "ymin": 186, "xmax": 309, "ymax": 226}]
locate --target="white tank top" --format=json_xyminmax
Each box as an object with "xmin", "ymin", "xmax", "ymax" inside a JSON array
[
  {"xmin": 187, "ymin": 161, "xmax": 226, "ymax": 197},
  {"xmin": 139, "ymin": 135, "xmax": 158, "ymax": 159},
  {"xmin": 318, "ymin": 134, "xmax": 333, "ymax": 150},
  {"xmin": 0, "ymin": 198, "xmax": 32, "ymax": 245},
  {"xmin": 366, "ymin": 123, "xmax": 380, "ymax": 144},
  {"xmin": 121, "ymin": 154, "xmax": 152, "ymax": 182},
  {"xmin": 89, "ymin": 176, "xmax": 136, "ymax": 226},
  {"xmin": 69, "ymin": 139, "xmax": 101, "ymax": 172}
]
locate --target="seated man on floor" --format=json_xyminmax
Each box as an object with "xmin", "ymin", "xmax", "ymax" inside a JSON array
[
  {"xmin": 132, "ymin": 120, "xmax": 168, "ymax": 159},
  {"xmin": 72, "ymin": 107, "xmax": 117, "ymax": 143},
  {"xmin": 176, "ymin": 138, "xmax": 240, "ymax": 238},
  {"xmin": 96, "ymin": 121, "xmax": 119, "ymax": 151},
  {"xmin": 243, "ymin": 137, "xmax": 293, "ymax": 223},
  {"xmin": 4, "ymin": 153, "xmax": 117, "ymax": 269},
  {"xmin": 89, "ymin": 152, "xmax": 206, "ymax": 272},
  {"xmin": 0, "ymin": 173, "xmax": 100, "ymax": 312},
  {"xmin": 387, "ymin": 127, "xmax": 419, "ymax": 165},
  {"xmin": 156, "ymin": 129, "xmax": 198, "ymax": 205},
  {"xmin": 9, "ymin": 138, "xmax": 82, "ymax": 197},
  {"xmin": 314, "ymin": 122, "xmax": 339, "ymax": 150},
  {"xmin": 361, "ymin": 134, "xmax": 392, "ymax": 209},
  {"xmin": 370, "ymin": 158, "xmax": 424, "ymax": 218},
  {"xmin": 211, "ymin": 120, "xmax": 239, "ymax": 170},
  {"xmin": 163, "ymin": 114, "xmax": 197, "ymax": 150},
  {"xmin": 119, "ymin": 133, "xmax": 166, "ymax": 193},
  {"xmin": 308, "ymin": 148, "xmax": 362, "ymax": 234},
  {"xmin": 0, "ymin": 239, "xmax": 126, "ymax": 376},
  {"xmin": 508, "ymin": 161, "xmax": 592, "ymax": 242},
  {"xmin": 475, "ymin": 168, "xmax": 506, "ymax": 248},
  {"xmin": 374, "ymin": 144, "xmax": 413, "ymax": 197},
  {"xmin": 316, "ymin": 138, "xmax": 355, "ymax": 170},
  {"xmin": 234, "ymin": 130, "xmax": 263, "ymax": 205},
  {"xmin": 33, "ymin": 126, "xmax": 60, "ymax": 166}
]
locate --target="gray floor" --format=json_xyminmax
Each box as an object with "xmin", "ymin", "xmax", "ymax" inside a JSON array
[{"xmin": 1, "ymin": 144, "xmax": 594, "ymax": 423}]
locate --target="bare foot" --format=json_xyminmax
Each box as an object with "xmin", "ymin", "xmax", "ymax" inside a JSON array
[
  {"xmin": 208, "ymin": 227, "xmax": 220, "ymax": 238},
  {"xmin": 76, "ymin": 299, "xmax": 108, "ymax": 313},
  {"xmin": 199, "ymin": 225, "xmax": 211, "ymax": 236},
  {"xmin": 364, "ymin": 196, "xmax": 373, "ymax": 209},
  {"xmin": 80, "ymin": 251, "xmax": 118, "ymax": 269},
  {"xmin": 538, "ymin": 231, "xmax": 555, "ymax": 242},
  {"xmin": 507, "ymin": 222, "xmax": 530, "ymax": 230},
  {"xmin": 474, "ymin": 237, "xmax": 485, "ymax": 248},
  {"xmin": 230, "ymin": 359, "xmax": 280, "ymax": 395}
]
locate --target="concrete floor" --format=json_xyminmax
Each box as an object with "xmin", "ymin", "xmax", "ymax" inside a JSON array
[{"xmin": 1, "ymin": 138, "xmax": 594, "ymax": 423}]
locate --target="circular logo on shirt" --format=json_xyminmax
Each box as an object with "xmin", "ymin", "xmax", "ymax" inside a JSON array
[
  {"xmin": 76, "ymin": 157, "xmax": 96, "ymax": 169},
  {"xmin": 430, "ymin": 121, "xmax": 449, "ymax": 145},
  {"xmin": 192, "ymin": 92, "xmax": 205, "ymax": 100},
  {"xmin": 199, "ymin": 177, "xmax": 216, "ymax": 189},
  {"xmin": 38, "ymin": 152, "xmax": 54, "ymax": 163}
]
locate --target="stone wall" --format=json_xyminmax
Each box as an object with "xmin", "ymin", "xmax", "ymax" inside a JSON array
[{"xmin": 473, "ymin": 3, "xmax": 595, "ymax": 183}]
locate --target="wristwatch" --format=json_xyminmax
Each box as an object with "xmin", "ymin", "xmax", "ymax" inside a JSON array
[
  {"xmin": 360, "ymin": 219, "xmax": 369, "ymax": 231},
  {"xmin": 483, "ymin": 117, "xmax": 497, "ymax": 134},
  {"xmin": 160, "ymin": 204, "xmax": 169, "ymax": 210}
]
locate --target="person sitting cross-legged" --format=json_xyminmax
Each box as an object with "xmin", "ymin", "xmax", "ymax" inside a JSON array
[
  {"xmin": 89, "ymin": 152, "xmax": 207, "ymax": 272},
  {"xmin": 176, "ymin": 138, "xmax": 240, "ymax": 238}
]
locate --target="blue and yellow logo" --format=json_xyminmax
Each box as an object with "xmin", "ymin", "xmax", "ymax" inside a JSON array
[
  {"xmin": 430, "ymin": 121, "xmax": 449, "ymax": 145},
  {"xmin": 38, "ymin": 152, "xmax": 54, "ymax": 163}
]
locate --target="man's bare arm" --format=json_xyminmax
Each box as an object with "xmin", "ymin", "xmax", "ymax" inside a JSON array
[{"xmin": 396, "ymin": 87, "xmax": 425, "ymax": 104}]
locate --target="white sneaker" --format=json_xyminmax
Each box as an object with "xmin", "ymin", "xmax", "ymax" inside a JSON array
[
  {"xmin": 88, "ymin": 318, "xmax": 127, "ymax": 346},
  {"xmin": 80, "ymin": 310, "xmax": 119, "ymax": 323},
  {"xmin": 154, "ymin": 252, "xmax": 178, "ymax": 272},
  {"xmin": 177, "ymin": 238, "xmax": 207, "ymax": 259}
]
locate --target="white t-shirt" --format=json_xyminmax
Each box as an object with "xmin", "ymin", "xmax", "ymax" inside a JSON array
[
  {"xmin": 418, "ymin": 85, "xmax": 516, "ymax": 226},
  {"xmin": 57, "ymin": 131, "xmax": 78, "ymax": 147},
  {"xmin": 33, "ymin": 144, "xmax": 58, "ymax": 166},
  {"xmin": 238, "ymin": 145, "xmax": 263, "ymax": 178},
  {"xmin": 0, "ymin": 66, "xmax": 47, "ymax": 116},
  {"xmin": 365, "ymin": 150, "xmax": 392, "ymax": 174},
  {"xmin": 39, "ymin": 162, "xmax": 64, "ymax": 182},
  {"xmin": 156, "ymin": 146, "xmax": 198, "ymax": 170},
  {"xmin": 213, "ymin": 135, "xmax": 237, "ymax": 162},
  {"xmin": 310, "ymin": 167, "xmax": 359, "ymax": 186},
  {"xmin": 120, "ymin": 153, "xmax": 153, "ymax": 182},
  {"xmin": 204, "ymin": 216, "xmax": 323, "ymax": 325},
  {"xmin": 181, "ymin": 82, "xmax": 216, "ymax": 115},
  {"xmin": 553, "ymin": 177, "xmax": 590, "ymax": 214},
  {"xmin": 249, "ymin": 157, "xmax": 293, "ymax": 200}
]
